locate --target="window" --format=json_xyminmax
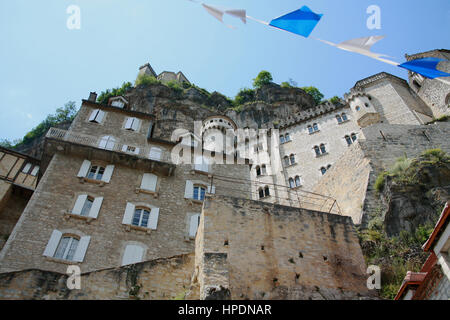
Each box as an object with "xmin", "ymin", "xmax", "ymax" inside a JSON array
[
  {"xmin": 30, "ymin": 166, "xmax": 40, "ymax": 176},
  {"xmin": 43, "ymin": 230, "xmax": 90, "ymax": 262},
  {"xmin": 132, "ymin": 208, "xmax": 151, "ymax": 228},
  {"xmin": 140, "ymin": 173, "xmax": 158, "ymax": 192},
  {"xmin": 313, "ymin": 123, "xmax": 319, "ymax": 132},
  {"xmin": 351, "ymin": 133, "xmax": 357, "ymax": 142},
  {"xmin": 290, "ymin": 154, "xmax": 296, "ymax": 165},
  {"xmin": 258, "ymin": 188, "xmax": 264, "ymax": 199},
  {"xmin": 308, "ymin": 124, "xmax": 319, "ymax": 134},
  {"xmin": 285, "ymin": 133, "xmax": 291, "ymax": 142},
  {"xmin": 355, "ymin": 106, "xmax": 361, "ymax": 111},
  {"xmin": 264, "ymin": 186, "xmax": 270, "ymax": 197},
  {"xmin": 88, "ymin": 165, "xmax": 105, "ymax": 181},
  {"xmin": 125, "ymin": 117, "xmax": 140, "ymax": 131},
  {"xmin": 193, "ymin": 186, "xmax": 206, "ymax": 201},
  {"xmin": 77, "ymin": 160, "xmax": 114, "ymax": 183},
  {"xmin": 284, "ymin": 156, "xmax": 290, "ymax": 166},
  {"xmin": 445, "ymin": 93, "xmax": 450, "ymax": 106},
  {"xmin": 320, "ymin": 144, "xmax": 327, "ymax": 154},
  {"xmin": 336, "ymin": 114, "xmax": 343, "ymax": 124},
  {"xmin": 308, "ymin": 125, "xmax": 313, "ymax": 134},
  {"xmin": 320, "ymin": 167, "xmax": 327, "ymax": 175},
  {"xmin": 295, "ymin": 176, "xmax": 301, "ymax": 187},
  {"xmin": 342, "ymin": 113, "xmax": 348, "ymax": 121},
  {"xmin": 256, "ymin": 166, "xmax": 261, "ymax": 176},
  {"xmin": 345, "ymin": 135, "xmax": 353, "ymax": 146},
  {"xmin": 280, "ymin": 135, "xmax": 285, "ymax": 144},
  {"xmin": 72, "ymin": 195, "xmax": 103, "ymax": 219},
  {"xmin": 327, "ymin": 164, "xmax": 332, "ymax": 170},
  {"xmin": 22, "ymin": 163, "xmax": 32, "ymax": 174},
  {"xmin": 261, "ymin": 165, "xmax": 267, "ymax": 175},
  {"xmin": 289, "ymin": 178, "xmax": 295, "ymax": 189},
  {"xmin": 188, "ymin": 213, "xmax": 201, "ymax": 238},
  {"xmin": 314, "ymin": 146, "xmax": 321, "ymax": 156},
  {"xmin": 122, "ymin": 244, "xmax": 144, "ymax": 266},
  {"xmin": 149, "ymin": 147, "xmax": 162, "ymax": 161},
  {"xmin": 88, "ymin": 109, "xmax": 105, "ymax": 123},
  {"xmin": 122, "ymin": 203, "xmax": 160, "ymax": 230},
  {"xmin": 99, "ymin": 136, "xmax": 116, "ymax": 150},
  {"xmin": 122, "ymin": 145, "xmax": 140, "ymax": 155}
]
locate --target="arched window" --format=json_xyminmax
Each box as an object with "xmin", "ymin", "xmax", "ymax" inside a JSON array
[
  {"xmin": 88, "ymin": 165, "xmax": 105, "ymax": 181},
  {"xmin": 290, "ymin": 154, "xmax": 296, "ymax": 165},
  {"xmin": 99, "ymin": 136, "xmax": 116, "ymax": 150},
  {"xmin": 289, "ymin": 178, "xmax": 295, "ymax": 189},
  {"xmin": 314, "ymin": 146, "xmax": 321, "ymax": 156},
  {"xmin": 342, "ymin": 113, "xmax": 348, "ymax": 121},
  {"xmin": 261, "ymin": 165, "xmax": 267, "ymax": 175},
  {"xmin": 336, "ymin": 114, "xmax": 343, "ymax": 123},
  {"xmin": 345, "ymin": 135, "xmax": 353, "ymax": 146},
  {"xmin": 308, "ymin": 125, "xmax": 313, "ymax": 134},
  {"xmin": 264, "ymin": 186, "xmax": 270, "ymax": 197},
  {"xmin": 327, "ymin": 164, "xmax": 332, "ymax": 170},
  {"xmin": 132, "ymin": 208, "xmax": 151, "ymax": 228},
  {"xmin": 313, "ymin": 123, "xmax": 319, "ymax": 132},
  {"xmin": 258, "ymin": 188, "xmax": 264, "ymax": 199},
  {"xmin": 193, "ymin": 185, "xmax": 206, "ymax": 201},
  {"xmin": 320, "ymin": 144, "xmax": 327, "ymax": 154},
  {"xmin": 320, "ymin": 167, "xmax": 327, "ymax": 175},
  {"xmin": 365, "ymin": 103, "xmax": 370, "ymax": 108},
  {"xmin": 355, "ymin": 106, "xmax": 361, "ymax": 111},
  {"xmin": 256, "ymin": 166, "xmax": 261, "ymax": 176},
  {"xmin": 284, "ymin": 156, "xmax": 290, "ymax": 166},
  {"xmin": 295, "ymin": 176, "xmax": 301, "ymax": 187},
  {"xmin": 351, "ymin": 133, "xmax": 357, "ymax": 142},
  {"xmin": 445, "ymin": 93, "xmax": 450, "ymax": 106},
  {"xmin": 54, "ymin": 236, "xmax": 80, "ymax": 261}
]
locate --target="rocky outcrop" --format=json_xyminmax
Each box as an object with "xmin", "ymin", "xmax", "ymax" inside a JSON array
[{"xmin": 381, "ymin": 155, "xmax": 450, "ymax": 236}]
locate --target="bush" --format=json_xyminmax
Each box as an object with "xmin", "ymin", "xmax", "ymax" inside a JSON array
[
  {"xmin": 329, "ymin": 96, "xmax": 341, "ymax": 104},
  {"xmin": 253, "ymin": 71, "xmax": 273, "ymax": 89},
  {"xmin": 166, "ymin": 80, "xmax": 183, "ymax": 94},
  {"xmin": 375, "ymin": 172, "xmax": 389, "ymax": 193},
  {"xmin": 134, "ymin": 74, "xmax": 160, "ymax": 87},
  {"xmin": 234, "ymin": 88, "xmax": 255, "ymax": 106},
  {"xmin": 97, "ymin": 82, "xmax": 133, "ymax": 104},
  {"xmin": 280, "ymin": 81, "xmax": 293, "ymax": 88}
]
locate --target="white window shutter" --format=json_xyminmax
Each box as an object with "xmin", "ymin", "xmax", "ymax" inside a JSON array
[
  {"xmin": 207, "ymin": 185, "xmax": 216, "ymax": 194},
  {"xmin": 189, "ymin": 214, "xmax": 200, "ymax": 238},
  {"xmin": 89, "ymin": 197, "xmax": 103, "ymax": 219},
  {"xmin": 89, "ymin": 109, "xmax": 99, "ymax": 122},
  {"xmin": 149, "ymin": 148, "xmax": 162, "ymax": 160},
  {"xmin": 43, "ymin": 230, "xmax": 62, "ymax": 257},
  {"xmin": 22, "ymin": 163, "xmax": 32, "ymax": 174},
  {"xmin": 131, "ymin": 118, "xmax": 140, "ymax": 131},
  {"xmin": 140, "ymin": 173, "xmax": 157, "ymax": 192},
  {"xmin": 122, "ymin": 145, "xmax": 128, "ymax": 152},
  {"xmin": 77, "ymin": 160, "xmax": 91, "ymax": 178},
  {"xmin": 102, "ymin": 165, "xmax": 115, "ymax": 183},
  {"xmin": 125, "ymin": 117, "xmax": 133, "ymax": 130},
  {"xmin": 148, "ymin": 208, "xmax": 160, "ymax": 230},
  {"xmin": 122, "ymin": 245, "xmax": 144, "ymax": 266},
  {"xmin": 73, "ymin": 236, "xmax": 91, "ymax": 262},
  {"xmin": 72, "ymin": 194, "xmax": 88, "ymax": 215},
  {"xmin": 30, "ymin": 166, "xmax": 40, "ymax": 176},
  {"xmin": 194, "ymin": 156, "xmax": 203, "ymax": 171},
  {"xmin": 122, "ymin": 202, "xmax": 135, "ymax": 225},
  {"xmin": 96, "ymin": 110, "xmax": 105, "ymax": 123},
  {"xmin": 98, "ymin": 137, "xmax": 107, "ymax": 149},
  {"xmin": 184, "ymin": 180, "xmax": 194, "ymax": 199},
  {"xmin": 134, "ymin": 147, "xmax": 140, "ymax": 155}
]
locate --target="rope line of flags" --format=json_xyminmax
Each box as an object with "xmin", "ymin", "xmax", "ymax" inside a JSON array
[{"xmin": 187, "ymin": 1, "xmax": 450, "ymax": 84}]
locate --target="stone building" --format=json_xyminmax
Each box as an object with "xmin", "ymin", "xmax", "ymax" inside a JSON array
[{"xmin": 0, "ymin": 48, "xmax": 448, "ymax": 299}]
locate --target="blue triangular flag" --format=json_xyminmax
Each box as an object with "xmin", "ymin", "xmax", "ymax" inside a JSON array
[
  {"xmin": 399, "ymin": 57, "xmax": 450, "ymax": 79},
  {"xmin": 269, "ymin": 6, "xmax": 323, "ymax": 38}
]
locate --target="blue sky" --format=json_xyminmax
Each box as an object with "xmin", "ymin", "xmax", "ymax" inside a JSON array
[{"xmin": 1, "ymin": 0, "xmax": 449, "ymax": 141}]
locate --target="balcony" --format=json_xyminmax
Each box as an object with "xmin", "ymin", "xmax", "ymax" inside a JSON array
[{"xmin": 44, "ymin": 128, "xmax": 175, "ymax": 176}]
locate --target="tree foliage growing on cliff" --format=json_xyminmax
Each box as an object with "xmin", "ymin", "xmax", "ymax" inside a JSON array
[
  {"xmin": 233, "ymin": 88, "xmax": 256, "ymax": 107},
  {"xmin": 97, "ymin": 82, "xmax": 133, "ymax": 105},
  {"xmin": 1, "ymin": 101, "xmax": 78, "ymax": 149},
  {"xmin": 300, "ymin": 86, "xmax": 324, "ymax": 105},
  {"xmin": 253, "ymin": 71, "xmax": 273, "ymax": 89}
]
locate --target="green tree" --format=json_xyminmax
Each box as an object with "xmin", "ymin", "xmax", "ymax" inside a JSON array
[
  {"xmin": 301, "ymin": 86, "xmax": 324, "ymax": 105},
  {"xmin": 234, "ymin": 88, "xmax": 255, "ymax": 106},
  {"xmin": 98, "ymin": 82, "xmax": 133, "ymax": 104},
  {"xmin": 253, "ymin": 71, "xmax": 273, "ymax": 89}
]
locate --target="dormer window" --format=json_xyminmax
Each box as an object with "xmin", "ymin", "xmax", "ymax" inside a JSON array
[{"xmin": 109, "ymin": 96, "xmax": 128, "ymax": 109}]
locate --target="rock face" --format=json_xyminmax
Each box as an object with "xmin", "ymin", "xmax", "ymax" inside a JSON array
[{"xmin": 382, "ymin": 159, "xmax": 450, "ymax": 236}]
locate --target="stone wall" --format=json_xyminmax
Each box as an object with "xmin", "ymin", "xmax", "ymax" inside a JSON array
[
  {"xmin": 195, "ymin": 195, "xmax": 375, "ymax": 300},
  {"xmin": 0, "ymin": 253, "xmax": 195, "ymax": 300}
]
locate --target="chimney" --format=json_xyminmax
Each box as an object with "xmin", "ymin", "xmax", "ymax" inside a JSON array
[{"xmin": 88, "ymin": 92, "xmax": 97, "ymax": 102}]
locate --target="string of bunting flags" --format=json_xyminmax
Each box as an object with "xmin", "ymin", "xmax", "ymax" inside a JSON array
[{"xmin": 187, "ymin": 1, "xmax": 450, "ymax": 84}]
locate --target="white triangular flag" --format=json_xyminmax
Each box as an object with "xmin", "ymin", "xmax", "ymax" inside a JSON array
[
  {"xmin": 202, "ymin": 3, "xmax": 224, "ymax": 22},
  {"xmin": 225, "ymin": 9, "xmax": 247, "ymax": 24}
]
